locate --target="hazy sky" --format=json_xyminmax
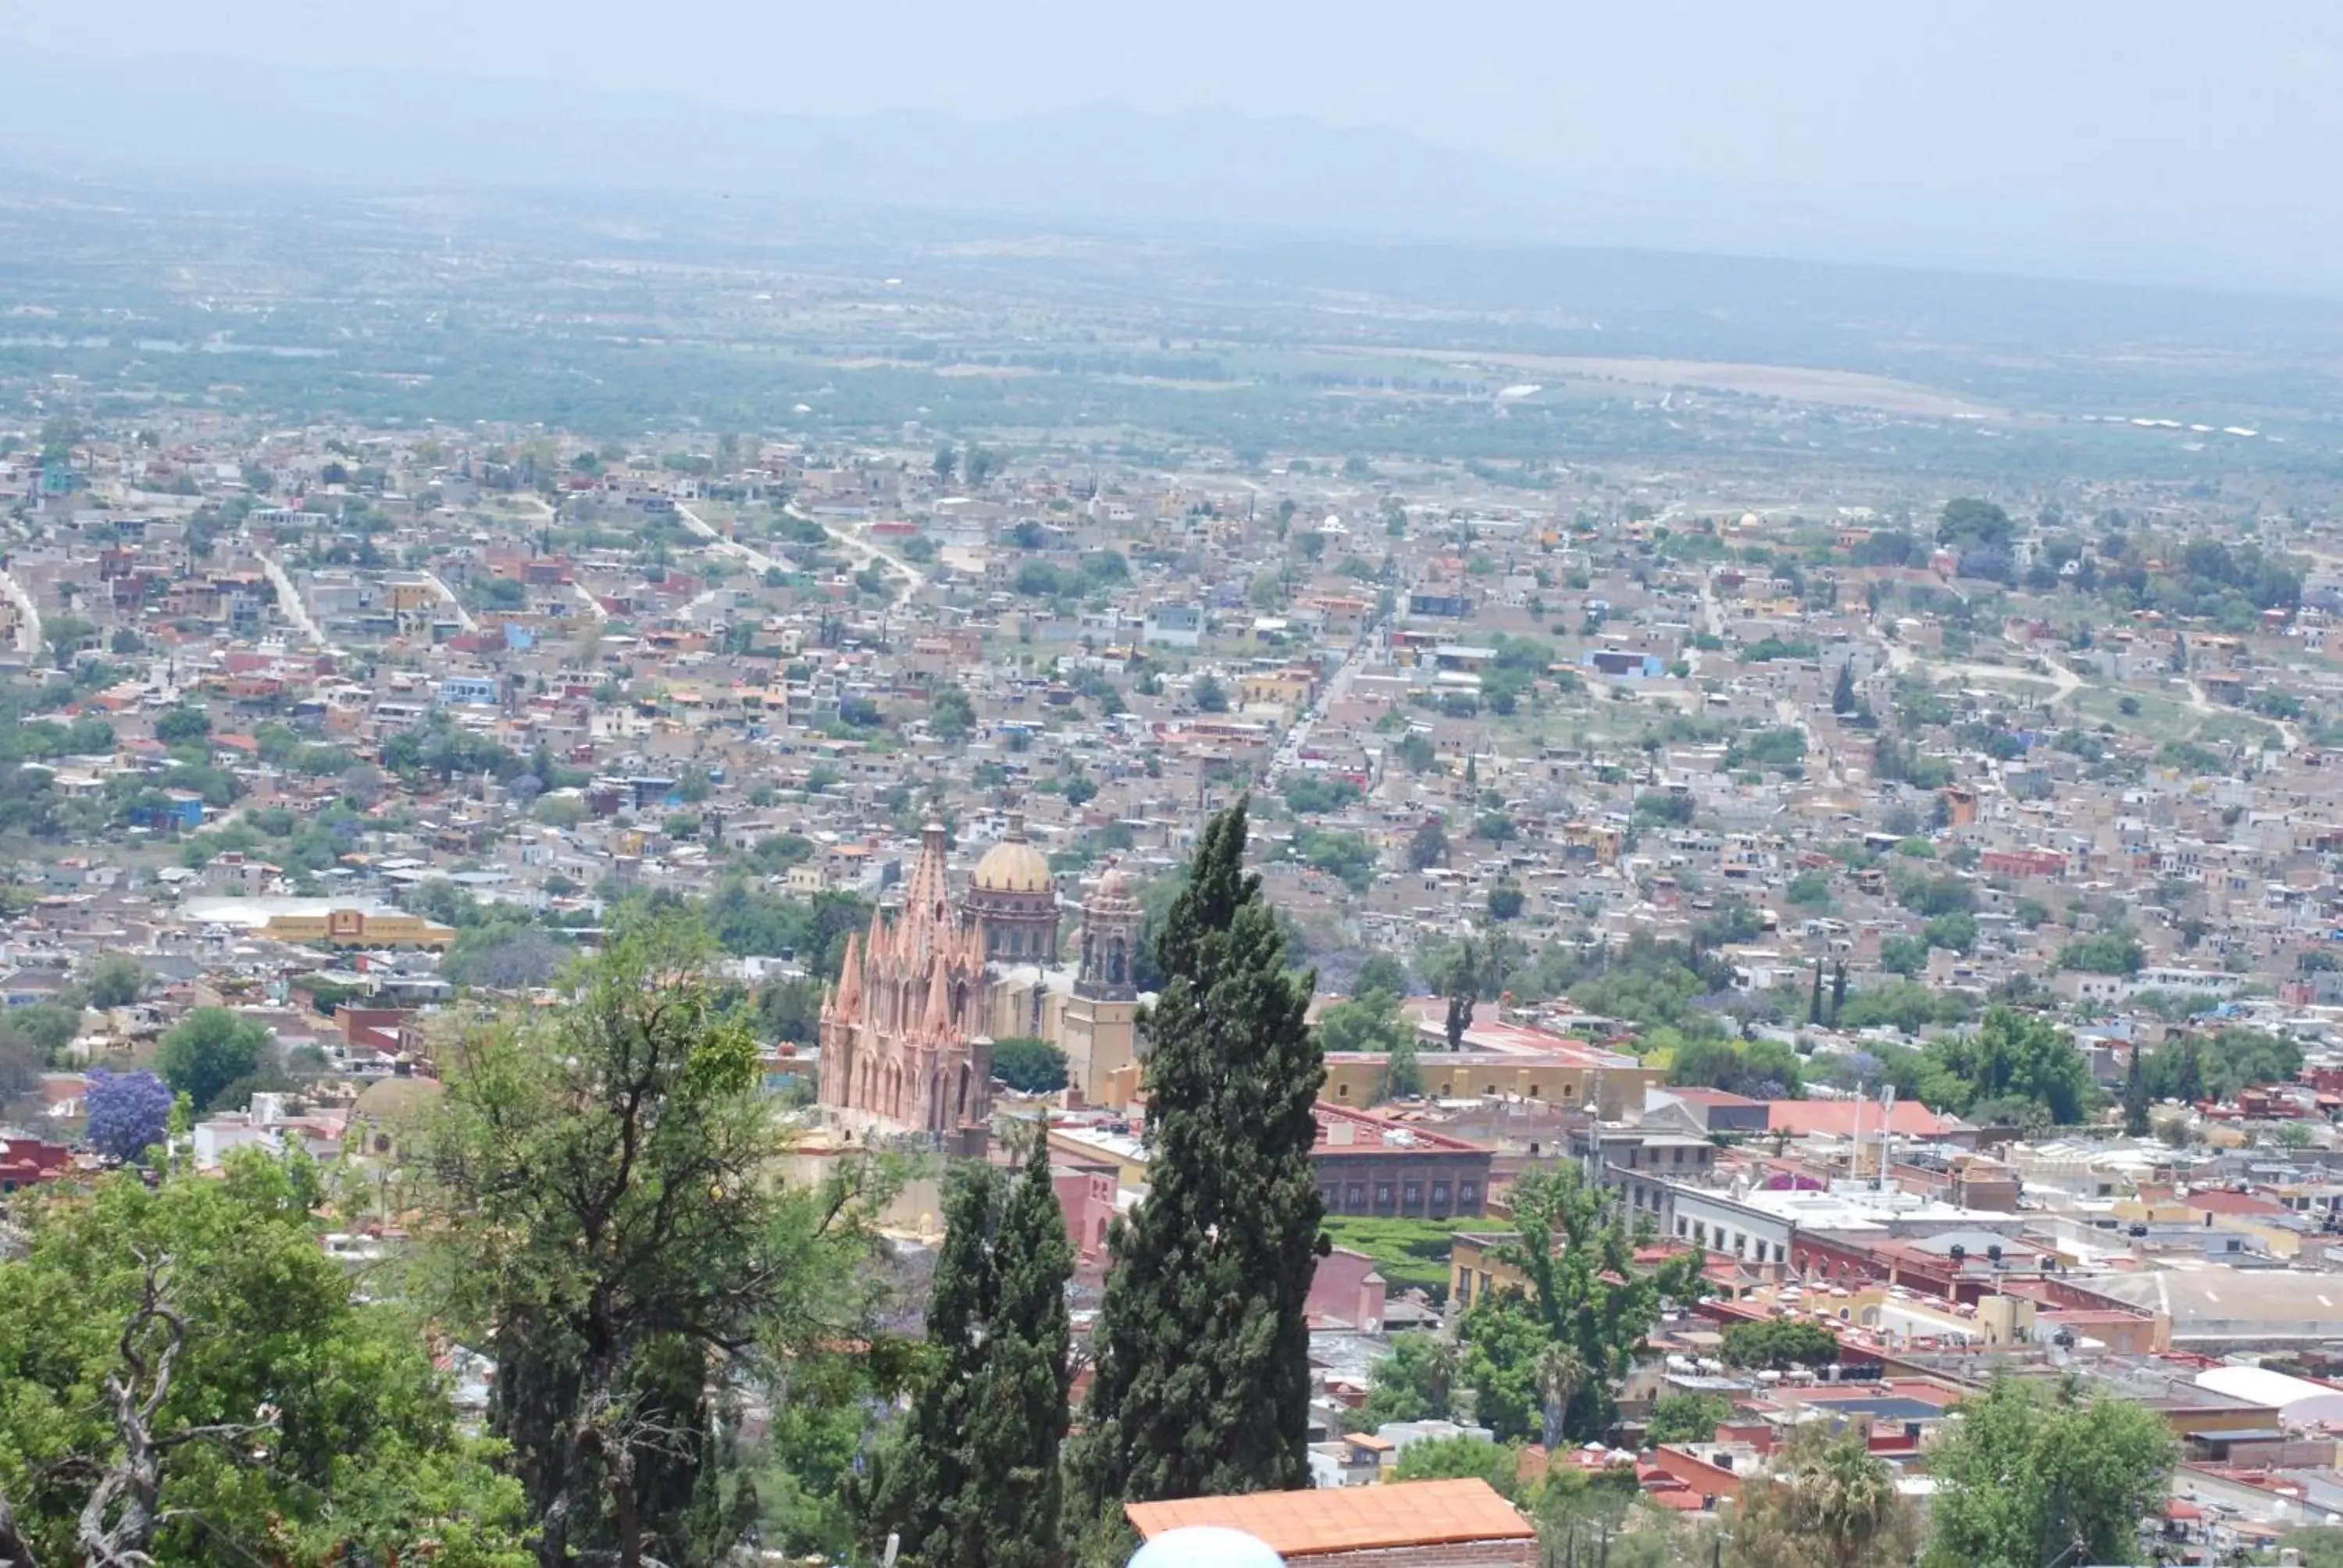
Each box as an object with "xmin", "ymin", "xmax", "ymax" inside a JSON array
[{"xmin": 10, "ymin": 1, "xmax": 2343, "ymax": 257}]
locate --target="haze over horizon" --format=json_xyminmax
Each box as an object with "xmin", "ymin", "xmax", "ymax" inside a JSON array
[{"xmin": 9, "ymin": 1, "xmax": 2343, "ymax": 297}]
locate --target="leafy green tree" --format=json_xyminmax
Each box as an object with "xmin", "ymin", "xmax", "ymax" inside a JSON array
[
  {"xmin": 1468, "ymin": 1165, "xmax": 1705, "ymax": 1442},
  {"xmin": 155, "ymin": 706, "xmax": 213, "ymax": 747},
  {"xmin": 1922, "ymin": 1007, "xmax": 2097, "ymax": 1126},
  {"xmin": 1647, "ymin": 1392, "xmax": 1732, "ymax": 1445},
  {"xmin": 1360, "ymin": 1333, "xmax": 1458, "ymax": 1426},
  {"xmin": 1721, "ymin": 1318, "xmax": 1840, "ymax": 1370},
  {"xmin": 1391, "ymin": 1435, "xmax": 1518, "ymax": 1499},
  {"xmin": 2123, "ymin": 1045, "xmax": 2151, "ymax": 1138},
  {"xmin": 84, "ymin": 953, "xmax": 144, "ymax": 1010},
  {"xmin": 1316, "ymin": 989, "xmax": 1414, "ymax": 1056},
  {"xmin": 1409, "ymin": 818, "xmax": 1450, "ymax": 871},
  {"xmin": 1785, "ymin": 870, "xmax": 1832, "ymax": 907},
  {"xmin": 1923, "ymin": 911, "xmax": 1978, "ymax": 956},
  {"xmin": 1191, "ymin": 674, "xmax": 1229, "ymax": 713},
  {"xmin": 1457, "ymin": 1292, "xmax": 1552, "ymax": 1443},
  {"xmin": 929, "ymin": 684, "xmax": 977, "ymax": 743},
  {"xmin": 1729, "ymin": 1427, "xmax": 1916, "ymax": 1568},
  {"xmin": 1373, "ymin": 1038, "xmax": 1425, "ymax": 1103},
  {"xmin": 2057, "ymin": 930, "xmax": 2145, "ymax": 975},
  {"xmin": 0, "ymin": 1154, "xmax": 530, "ymax": 1568},
  {"xmin": 1926, "ymin": 1375, "xmax": 2174, "ymax": 1568},
  {"xmin": 1282, "ymin": 775, "xmax": 1362, "ymax": 814},
  {"xmin": 1668, "ymin": 1035, "xmax": 1804, "ymax": 1099},
  {"xmin": 1353, "ymin": 952, "xmax": 1410, "ymax": 999},
  {"xmin": 1076, "ymin": 800, "xmax": 1326, "ymax": 1506},
  {"xmin": 155, "ymin": 1007, "xmax": 270, "ymax": 1113},
  {"xmin": 1878, "ymin": 935, "xmax": 1929, "ymax": 978},
  {"xmin": 1288, "ymin": 828, "xmax": 1378, "ymax": 893},
  {"xmin": 2149, "ymin": 1026, "xmax": 2302, "ymax": 1103},
  {"xmin": 418, "ymin": 915, "xmax": 891, "ymax": 1568},
  {"xmin": 0, "ymin": 1001, "xmax": 82, "ymax": 1063},
  {"xmin": 991, "ymin": 1036, "xmax": 1070, "ymax": 1094}
]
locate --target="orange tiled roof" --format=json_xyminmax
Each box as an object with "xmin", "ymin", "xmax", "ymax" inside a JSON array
[{"xmin": 1125, "ymin": 1479, "xmax": 1533, "ymax": 1556}]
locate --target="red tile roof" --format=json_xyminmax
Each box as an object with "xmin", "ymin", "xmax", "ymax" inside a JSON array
[
  {"xmin": 1125, "ymin": 1479, "xmax": 1534, "ymax": 1556},
  {"xmin": 1763, "ymin": 1100, "xmax": 1963, "ymax": 1139}
]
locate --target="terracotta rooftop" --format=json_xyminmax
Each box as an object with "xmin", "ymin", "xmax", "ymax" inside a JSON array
[
  {"xmin": 1762, "ymin": 1100, "xmax": 1963, "ymax": 1139},
  {"xmin": 1125, "ymin": 1478, "xmax": 1533, "ymax": 1556}
]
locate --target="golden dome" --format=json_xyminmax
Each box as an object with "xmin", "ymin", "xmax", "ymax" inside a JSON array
[{"xmin": 974, "ymin": 836, "xmax": 1054, "ymax": 893}]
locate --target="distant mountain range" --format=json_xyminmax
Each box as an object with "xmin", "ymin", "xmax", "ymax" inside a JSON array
[{"xmin": 2, "ymin": 46, "xmax": 2330, "ymax": 296}]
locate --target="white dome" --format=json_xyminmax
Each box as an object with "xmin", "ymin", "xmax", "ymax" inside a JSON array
[{"xmin": 1131, "ymin": 1527, "xmax": 1284, "ymax": 1568}]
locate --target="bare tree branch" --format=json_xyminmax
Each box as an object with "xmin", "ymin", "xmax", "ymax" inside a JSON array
[
  {"xmin": 0, "ymin": 1486, "xmax": 43, "ymax": 1568},
  {"xmin": 74, "ymin": 1250, "xmax": 276, "ymax": 1568}
]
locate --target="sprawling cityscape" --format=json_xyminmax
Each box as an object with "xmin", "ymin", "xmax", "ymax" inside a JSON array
[{"xmin": 8, "ymin": 40, "xmax": 2343, "ymax": 1568}]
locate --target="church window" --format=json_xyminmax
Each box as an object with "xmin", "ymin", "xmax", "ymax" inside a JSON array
[{"xmin": 1108, "ymin": 939, "xmax": 1126, "ymax": 985}]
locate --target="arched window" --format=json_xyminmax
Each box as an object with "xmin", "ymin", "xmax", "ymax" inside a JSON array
[{"xmin": 1107, "ymin": 939, "xmax": 1126, "ymax": 985}]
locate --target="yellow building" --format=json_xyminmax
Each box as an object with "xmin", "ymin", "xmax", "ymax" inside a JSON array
[
  {"xmin": 1324, "ymin": 1016, "xmax": 1660, "ymax": 1120},
  {"xmin": 1560, "ymin": 821, "xmax": 1624, "ymax": 867},
  {"xmin": 177, "ymin": 897, "xmax": 458, "ymax": 949},
  {"xmin": 1449, "ymin": 1232, "xmax": 1523, "ymax": 1306},
  {"xmin": 1239, "ymin": 668, "xmax": 1317, "ymax": 711}
]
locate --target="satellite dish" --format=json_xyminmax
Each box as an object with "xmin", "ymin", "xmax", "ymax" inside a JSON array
[{"xmin": 1131, "ymin": 1527, "xmax": 1286, "ymax": 1568}]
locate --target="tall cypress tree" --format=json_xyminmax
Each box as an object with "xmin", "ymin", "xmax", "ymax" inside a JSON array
[
  {"xmin": 1077, "ymin": 797, "xmax": 1327, "ymax": 1506},
  {"xmin": 869, "ymin": 1161, "xmax": 999, "ymax": 1566},
  {"xmin": 2123, "ymin": 1043, "xmax": 2152, "ymax": 1138},
  {"xmin": 961, "ymin": 1131, "xmax": 1076, "ymax": 1568},
  {"xmin": 868, "ymin": 1134, "xmax": 1075, "ymax": 1568}
]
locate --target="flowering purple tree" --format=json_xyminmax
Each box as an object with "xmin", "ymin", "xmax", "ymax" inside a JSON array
[{"xmin": 85, "ymin": 1067, "xmax": 173, "ymax": 1163}]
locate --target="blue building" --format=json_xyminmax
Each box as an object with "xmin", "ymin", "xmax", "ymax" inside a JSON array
[
  {"xmin": 436, "ymin": 675, "xmax": 500, "ymax": 707},
  {"xmin": 1583, "ymin": 648, "xmax": 1666, "ymax": 679}
]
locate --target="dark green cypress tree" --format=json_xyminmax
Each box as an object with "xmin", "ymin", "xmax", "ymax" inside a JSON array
[
  {"xmin": 1076, "ymin": 798, "xmax": 1327, "ymax": 1507},
  {"xmin": 2123, "ymin": 1043, "xmax": 2152, "ymax": 1138},
  {"xmin": 869, "ymin": 1137, "xmax": 1075, "ymax": 1568},
  {"xmin": 868, "ymin": 1160, "xmax": 999, "ymax": 1566},
  {"xmin": 1809, "ymin": 962, "xmax": 1824, "ymax": 1025},
  {"xmin": 959, "ymin": 1131, "xmax": 1076, "ymax": 1568},
  {"xmin": 1830, "ymin": 960, "xmax": 1848, "ymax": 1025},
  {"xmin": 1831, "ymin": 661, "xmax": 1857, "ymax": 714}
]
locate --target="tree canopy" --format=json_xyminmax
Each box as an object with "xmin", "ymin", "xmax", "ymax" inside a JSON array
[
  {"xmin": 155, "ymin": 1008, "xmax": 272, "ymax": 1114},
  {"xmin": 1925, "ymin": 1375, "xmax": 2174, "ymax": 1568},
  {"xmin": 1465, "ymin": 1165, "xmax": 1704, "ymax": 1442},
  {"xmin": 416, "ymin": 914, "xmax": 893, "ymax": 1568},
  {"xmin": 0, "ymin": 1153, "xmax": 530, "ymax": 1568}
]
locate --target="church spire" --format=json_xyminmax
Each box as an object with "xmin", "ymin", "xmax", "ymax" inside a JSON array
[
  {"xmin": 901, "ymin": 820, "xmax": 952, "ymax": 962},
  {"xmin": 921, "ymin": 950, "xmax": 954, "ymax": 1040},
  {"xmin": 833, "ymin": 930, "xmax": 863, "ymax": 1019}
]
